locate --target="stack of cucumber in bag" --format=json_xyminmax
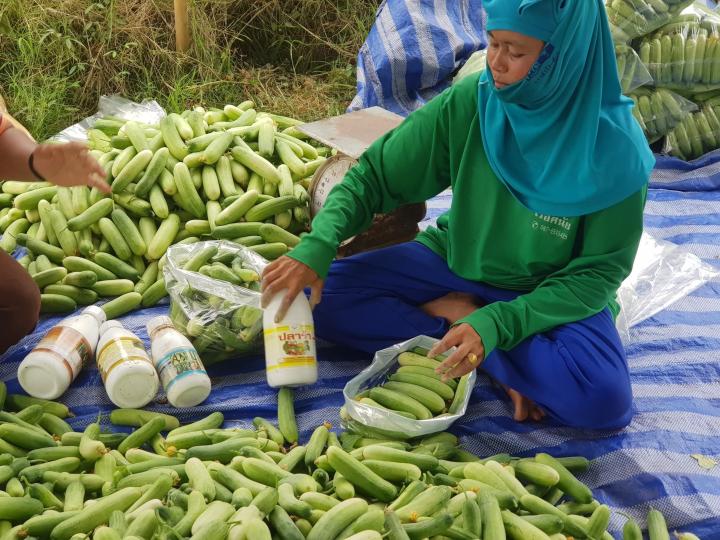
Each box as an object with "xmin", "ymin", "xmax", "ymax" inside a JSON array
[
  {"xmin": 607, "ymin": 0, "xmax": 720, "ymax": 160},
  {"xmin": 0, "ymin": 101, "xmax": 329, "ymax": 316},
  {"xmin": 0, "ymin": 381, "xmax": 698, "ymax": 540}
]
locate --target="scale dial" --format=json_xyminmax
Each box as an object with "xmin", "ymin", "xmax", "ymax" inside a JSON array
[{"xmin": 308, "ymin": 155, "xmax": 358, "ymax": 246}]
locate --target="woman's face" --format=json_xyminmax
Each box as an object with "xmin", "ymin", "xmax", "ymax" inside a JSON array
[{"xmin": 486, "ymin": 30, "xmax": 545, "ymax": 88}]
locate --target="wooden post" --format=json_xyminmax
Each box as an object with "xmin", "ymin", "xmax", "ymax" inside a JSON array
[{"xmin": 174, "ymin": 0, "xmax": 190, "ymax": 52}]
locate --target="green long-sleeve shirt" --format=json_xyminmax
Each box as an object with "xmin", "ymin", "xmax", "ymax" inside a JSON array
[{"xmin": 289, "ymin": 72, "xmax": 646, "ymax": 356}]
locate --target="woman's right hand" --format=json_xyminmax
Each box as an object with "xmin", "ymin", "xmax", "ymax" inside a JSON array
[{"xmin": 261, "ymin": 256, "xmax": 324, "ymax": 323}]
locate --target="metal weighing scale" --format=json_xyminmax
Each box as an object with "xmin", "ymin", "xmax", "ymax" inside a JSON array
[{"xmin": 297, "ymin": 107, "xmax": 427, "ymax": 258}]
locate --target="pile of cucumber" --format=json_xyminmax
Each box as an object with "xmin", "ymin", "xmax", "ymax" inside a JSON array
[
  {"xmin": 610, "ymin": 2, "xmax": 720, "ymax": 161},
  {"xmin": 639, "ymin": 14, "xmax": 720, "ymax": 89},
  {"xmin": 353, "ymin": 351, "xmax": 471, "ymax": 421},
  {"xmin": 606, "ymin": 0, "xmax": 695, "ymax": 42},
  {"xmin": 0, "ymin": 102, "xmax": 329, "ymax": 317},
  {"xmin": 165, "ymin": 242, "xmax": 266, "ymax": 364},
  {"xmin": 629, "ymin": 87, "xmax": 692, "ymax": 142},
  {"xmin": 0, "ymin": 383, "xmax": 698, "ymax": 540}
]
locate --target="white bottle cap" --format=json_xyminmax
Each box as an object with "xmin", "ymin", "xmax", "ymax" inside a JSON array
[
  {"xmin": 167, "ymin": 374, "xmax": 211, "ymax": 408},
  {"xmin": 106, "ymin": 361, "xmax": 159, "ymax": 409},
  {"xmin": 18, "ymin": 354, "xmax": 71, "ymax": 400},
  {"xmin": 147, "ymin": 316, "xmax": 173, "ymax": 337},
  {"xmin": 100, "ymin": 320, "xmax": 123, "ymax": 334},
  {"xmin": 83, "ymin": 306, "xmax": 107, "ymax": 325}
]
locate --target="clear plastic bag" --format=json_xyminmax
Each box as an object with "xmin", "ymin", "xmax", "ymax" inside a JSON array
[
  {"xmin": 615, "ymin": 232, "xmax": 720, "ymax": 343},
  {"xmin": 342, "ymin": 335, "xmax": 477, "ymax": 440},
  {"xmin": 452, "ymin": 49, "xmax": 487, "ymax": 85},
  {"xmin": 617, "ymin": 45, "xmax": 654, "ymax": 93},
  {"xmin": 663, "ymin": 103, "xmax": 720, "ymax": 158},
  {"xmin": 52, "ymin": 95, "xmax": 165, "ymax": 143},
  {"xmin": 639, "ymin": 3, "xmax": 720, "ymax": 91},
  {"xmin": 630, "ymin": 87, "xmax": 697, "ymax": 142},
  {"xmin": 164, "ymin": 240, "xmax": 269, "ymax": 365},
  {"xmin": 606, "ymin": 0, "xmax": 695, "ymax": 42}
]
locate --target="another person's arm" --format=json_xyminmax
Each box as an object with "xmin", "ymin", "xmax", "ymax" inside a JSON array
[
  {"xmin": 0, "ymin": 113, "xmax": 108, "ymax": 192},
  {"xmin": 434, "ymin": 188, "xmax": 646, "ymax": 373}
]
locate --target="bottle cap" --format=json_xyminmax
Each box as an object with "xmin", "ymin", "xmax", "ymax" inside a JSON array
[
  {"xmin": 82, "ymin": 306, "xmax": 107, "ymax": 325},
  {"xmin": 100, "ymin": 320, "xmax": 123, "ymax": 335},
  {"xmin": 146, "ymin": 316, "xmax": 174, "ymax": 337}
]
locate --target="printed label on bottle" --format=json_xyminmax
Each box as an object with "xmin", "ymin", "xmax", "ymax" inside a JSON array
[
  {"xmin": 155, "ymin": 346, "xmax": 206, "ymax": 391},
  {"xmin": 33, "ymin": 326, "xmax": 92, "ymax": 380},
  {"xmin": 264, "ymin": 323, "xmax": 317, "ymax": 372},
  {"xmin": 96, "ymin": 336, "xmax": 152, "ymax": 383}
]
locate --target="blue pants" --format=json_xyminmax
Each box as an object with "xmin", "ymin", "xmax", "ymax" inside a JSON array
[{"xmin": 313, "ymin": 242, "xmax": 633, "ymax": 430}]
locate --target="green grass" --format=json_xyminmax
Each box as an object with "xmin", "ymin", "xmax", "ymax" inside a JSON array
[{"xmin": 0, "ymin": 0, "xmax": 378, "ymax": 140}]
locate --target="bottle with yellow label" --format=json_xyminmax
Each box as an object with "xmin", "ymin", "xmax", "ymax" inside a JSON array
[
  {"xmin": 263, "ymin": 290, "xmax": 318, "ymax": 388},
  {"xmin": 96, "ymin": 321, "xmax": 159, "ymax": 408},
  {"xmin": 18, "ymin": 306, "xmax": 106, "ymax": 399}
]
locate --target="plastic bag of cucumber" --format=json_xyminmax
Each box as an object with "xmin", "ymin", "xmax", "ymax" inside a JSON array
[
  {"xmin": 0, "ymin": 387, "xmax": 699, "ymax": 540},
  {"xmin": 342, "ymin": 335, "xmax": 477, "ymax": 440},
  {"xmin": 164, "ymin": 240, "xmax": 272, "ymax": 364}
]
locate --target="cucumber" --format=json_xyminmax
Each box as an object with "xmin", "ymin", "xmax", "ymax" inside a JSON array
[
  {"xmin": 111, "ymin": 208, "xmax": 146, "ymax": 256},
  {"xmin": 249, "ymin": 242, "xmax": 289, "ymax": 260},
  {"xmin": 111, "ymin": 149, "xmax": 153, "ymax": 194},
  {"xmin": 123, "ymin": 121, "xmax": 148, "ymax": 152},
  {"xmin": 402, "ymin": 514, "xmax": 453, "ymax": 540},
  {"xmin": 501, "ymin": 510, "xmax": 551, "ymax": 540},
  {"xmin": 306, "ymin": 498, "xmax": 368, "ymax": 540},
  {"xmin": 174, "ymin": 163, "xmax": 206, "ymax": 218},
  {"xmin": 102, "ymin": 292, "xmax": 142, "ymax": 319},
  {"xmin": 94, "ymin": 252, "xmax": 139, "ymax": 281},
  {"xmin": 230, "ymin": 145, "xmax": 282, "ymax": 185},
  {"xmin": 60, "ymin": 258, "xmax": 113, "ymax": 283},
  {"xmin": 40, "ymin": 294, "xmax": 77, "ymax": 313},
  {"xmin": 111, "ymin": 146, "xmax": 137, "ymax": 178},
  {"xmin": 32, "ymin": 267, "xmax": 67, "ymax": 288},
  {"xmin": 13, "ymin": 186, "xmax": 57, "ymax": 211},
  {"xmin": 135, "ymin": 148, "xmax": 169, "ymax": 198},
  {"xmin": 647, "ymin": 509, "xmax": 670, "ymax": 540},
  {"xmin": 278, "ymin": 387, "xmax": 299, "ymax": 444},
  {"xmin": 201, "ymin": 165, "xmax": 221, "ymax": 201},
  {"xmin": 259, "ymin": 223, "xmax": 301, "ymax": 247},
  {"xmin": 326, "ymin": 447, "xmax": 397, "ymax": 503},
  {"xmin": 368, "ymin": 387, "xmax": 433, "ymax": 420},
  {"xmin": 147, "ymin": 214, "xmax": 181, "ymax": 260},
  {"xmin": 245, "ymin": 195, "xmax": 299, "ymax": 222},
  {"xmin": 50, "ymin": 487, "xmax": 142, "ymax": 540},
  {"xmin": 98, "ymin": 217, "xmax": 132, "ymax": 261},
  {"xmin": 49, "ymin": 208, "xmax": 78, "ymax": 256},
  {"xmin": 160, "ymin": 116, "xmax": 189, "ymax": 160},
  {"xmin": 202, "ymin": 132, "xmax": 234, "ymax": 165}
]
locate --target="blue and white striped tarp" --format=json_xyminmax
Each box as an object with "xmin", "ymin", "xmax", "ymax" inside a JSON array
[
  {"xmin": 1, "ymin": 157, "xmax": 719, "ymax": 537},
  {"xmin": 348, "ymin": 0, "xmax": 486, "ymax": 116}
]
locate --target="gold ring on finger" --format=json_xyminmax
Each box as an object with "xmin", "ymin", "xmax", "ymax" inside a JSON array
[{"xmin": 467, "ymin": 352, "xmax": 479, "ymax": 365}]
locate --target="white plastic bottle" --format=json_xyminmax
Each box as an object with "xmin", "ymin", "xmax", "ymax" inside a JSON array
[
  {"xmin": 18, "ymin": 306, "xmax": 107, "ymax": 399},
  {"xmin": 263, "ymin": 290, "xmax": 318, "ymax": 388},
  {"xmin": 96, "ymin": 321, "xmax": 159, "ymax": 408},
  {"xmin": 146, "ymin": 315, "xmax": 211, "ymax": 408}
]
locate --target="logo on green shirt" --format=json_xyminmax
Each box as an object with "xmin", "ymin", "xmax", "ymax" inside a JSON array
[{"xmin": 532, "ymin": 213, "xmax": 573, "ymax": 241}]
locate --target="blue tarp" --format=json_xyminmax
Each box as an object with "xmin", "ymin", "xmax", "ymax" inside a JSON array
[{"xmin": 2, "ymin": 164, "xmax": 720, "ymax": 536}]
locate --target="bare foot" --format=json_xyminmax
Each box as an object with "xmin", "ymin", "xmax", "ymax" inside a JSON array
[
  {"xmin": 505, "ymin": 386, "xmax": 546, "ymax": 422},
  {"xmin": 421, "ymin": 292, "xmax": 481, "ymax": 325}
]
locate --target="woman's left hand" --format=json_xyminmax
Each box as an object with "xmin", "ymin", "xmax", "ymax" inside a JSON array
[{"xmin": 429, "ymin": 323, "xmax": 485, "ymax": 381}]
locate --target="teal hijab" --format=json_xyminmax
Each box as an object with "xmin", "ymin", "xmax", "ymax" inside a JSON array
[{"xmin": 478, "ymin": 0, "xmax": 655, "ymax": 217}]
